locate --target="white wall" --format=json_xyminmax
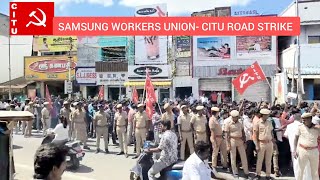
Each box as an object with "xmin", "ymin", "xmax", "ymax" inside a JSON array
[
  {"xmin": 300, "ymin": 25, "xmax": 320, "ymax": 44},
  {"xmin": 280, "ymin": 1, "xmax": 320, "ymax": 22},
  {"xmin": 0, "ymin": 35, "xmax": 33, "ymax": 83}
]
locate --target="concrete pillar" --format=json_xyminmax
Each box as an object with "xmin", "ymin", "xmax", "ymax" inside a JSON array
[
  {"xmin": 104, "ymin": 85, "xmax": 108, "ymax": 100},
  {"xmin": 126, "ymin": 86, "xmax": 131, "ymax": 99},
  {"xmin": 192, "ymin": 78, "xmax": 199, "ymax": 99},
  {"xmin": 40, "ymin": 81, "xmax": 45, "ymax": 98},
  {"xmin": 80, "ymin": 85, "xmax": 87, "ymax": 99}
]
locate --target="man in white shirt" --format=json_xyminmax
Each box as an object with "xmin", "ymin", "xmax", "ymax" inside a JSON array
[
  {"xmin": 182, "ymin": 141, "xmax": 211, "ymax": 180},
  {"xmin": 284, "ymin": 114, "xmax": 311, "ymax": 180}
]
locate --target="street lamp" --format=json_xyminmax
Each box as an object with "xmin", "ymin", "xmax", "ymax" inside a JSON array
[{"xmin": 2, "ymin": 23, "xmax": 12, "ymax": 100}]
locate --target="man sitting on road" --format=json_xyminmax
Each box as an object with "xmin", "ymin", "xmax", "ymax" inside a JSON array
[
  {"xmin": 182, "ymin": 141, "xmax": 212, "ymax": 180},
  {"xmin": 145, "ymin": 120, "xmax": 178, "ymax": 180},
  {"xmin": 33, "ymin": 143, "xmax": 68, "ymax": 180}
]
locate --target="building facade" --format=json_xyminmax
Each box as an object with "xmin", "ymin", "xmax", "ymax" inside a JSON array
[{"xmin": 279, "ymin": 0, "xmax": 320, "ymax": 101}]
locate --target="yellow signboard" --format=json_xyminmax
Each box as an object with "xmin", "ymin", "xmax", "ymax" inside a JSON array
[
  {"xmin": 33, "ymin": 36, "xmax": 78, "ymax": 52},
  {"xmin": 24, "ymin": 56, "xmax": 78, "ymax": 81}
]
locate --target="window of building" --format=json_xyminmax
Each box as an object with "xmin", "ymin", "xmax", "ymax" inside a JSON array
[
  {"xmin": 308, "ymin": 36, "xmax": 320, "ymax": 44},
  {"xmin": 101, "ymin": 46, "xmax": 126, "ymax": 62}
]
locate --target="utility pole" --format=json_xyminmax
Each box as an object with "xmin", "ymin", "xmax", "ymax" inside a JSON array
[
  {"xmin": 296, "ymin": 0, "xmax": 303, "ymax": 103},
  {"xmin": 68, "ymin": 39, "xmax": 73, "ymax": 99},
  {"xmin": 2, "ymin": 23, "xmax": 12, "ymax": 100}
]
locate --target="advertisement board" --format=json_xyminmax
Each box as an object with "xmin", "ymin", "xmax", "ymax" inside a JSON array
[
  {"xmin": 134, "ymin": 4, "xmax": 168, "ymax": 65},
  {"xmin": 96, "ymin": 72, "xmax": 127, "ymax": 85},
  {"xmin": 236, "ymin": 36, "xmax": 272, "ymax": 59},
  {"xmin": 75, "ymin": 67, "xmax": 96, "ymax": 85},
  {"xmin": 196, "ymin": 37, "xmax": 231, "ymax": 60},
  {"xmin": 128, "ymin": 65, "xmax": 170, "ymax": 78},
  {"xmin": 33, "ymin": 36, "xmax": 78, "ymax": 52},
  {"xmin": 24, "ymin": 56, "xmax": 77, "ymax": 81},
  {"xmin": 176, "ymin": 36, "xmax": 191, "ymax": 58}
]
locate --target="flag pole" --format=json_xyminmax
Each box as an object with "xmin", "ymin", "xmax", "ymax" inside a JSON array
[{"xmin": 142, "ymin": 68, "xmax": 148, "ymax": 104}]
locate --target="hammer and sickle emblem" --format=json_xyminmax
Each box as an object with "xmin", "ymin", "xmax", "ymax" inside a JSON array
[
  {"xmin": 239, "ymin": 73, "xmax": 255, "ymax": 88},
  {"xmin": 26, "ymin": 8, "xmax": 47, "ymax": 27}
]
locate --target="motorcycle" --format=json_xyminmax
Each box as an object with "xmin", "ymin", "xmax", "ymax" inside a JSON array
[
  {"xmin": 130, "ymin": 141, "xmax": 184, "ymax": 180},
  {"xmin": 41, "ymin": 129, "xmax": 85, "ymax": 170}
]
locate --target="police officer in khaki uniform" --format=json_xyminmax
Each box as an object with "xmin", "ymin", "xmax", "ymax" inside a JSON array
[
  {"xmin": 177, "ymin": 105, "xmax": 194, "ymax": 160},
  {"xmin": 60, "ymin": 101, "xmax": 72, "ymax": 139},
  {"xmin": 161, "ymin": 103, "xmax": 175, "ymax": 131},
  {"xmin": 209, "ymin": 106, "xmax": 228, "ymax": 169},
  {"xmin": 191, "ymin": 106, "xmax": 207, "ymax": 143},
  {"xmin": 71, "ymin": 102, "xmax": 90, "ymax": 150},
  {"xmin": 115, "ymin": 104, "xmax": 128, "ymax": 157},
  {"xmin": 253, "ymin": 109, "xmax": 274, "ymax": 180},
  {"xmin": 41, "ymin": 102, "xmax": 51, "ymax": 136},
  {"xmin": 225, "ymin": 110, "xmax": 249, "ymax": 178},
  {"xmin": 132, "ymin": 104, "xmax": 148, "ymax": 159},
  {"xmin": 294, "ymin": 112, "xmax": 320, "ymax": 180},
  {"xmin": 94, "ymin": 104, "xmax": 110, "ymax": 153},
  {"xmin": 24, "ymin": 100, "xmax": 34, "ymax": 137}
]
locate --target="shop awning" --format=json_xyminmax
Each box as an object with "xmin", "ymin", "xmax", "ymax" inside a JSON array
[{"xmin": 124, "ymin": 81, "xmax": 172, "ymax": 87}]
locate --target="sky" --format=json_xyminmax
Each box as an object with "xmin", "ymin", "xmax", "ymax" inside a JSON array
[{"xmin": 0, "ymin": 0, "xmax": 294, "ymax": 17}]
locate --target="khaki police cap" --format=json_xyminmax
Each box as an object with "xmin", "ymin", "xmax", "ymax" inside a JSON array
[
  {"xmin": 230, "ymin": 110, "xmax": 239, "ymax": 117},
  {"xmin": 43, "ymin": 102, "xmax": 49, "ymax": 105},
  {"xmin": 137, "ymin": 104, "xmax": 144, "ymax": 108},
  {"xmin": 301, "ymin": 112, "xmax": 313, "ymax": 119},
  {"xmin": 211, "ymin": 107, "xmax": 220, "ymax": 112},
  {"xmin": 116, "ymin": 104, "xmax": 123, "ymax": 109},
  {"xmin": 260, "ymin": 109, "xmax": 271, "ymax": 115},
  {"xmin": 196, "ymin": 106, "xmax": 204, "ymax": 111},
  {"xmin": 181, "ymin": 105, "xmax": 187, "ymax": 109}
]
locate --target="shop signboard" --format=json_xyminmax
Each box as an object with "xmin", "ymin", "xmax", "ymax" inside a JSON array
[
  {"xmin": 75, "ymin": 67, "xmax": 96, "ymax": 85},
  {"xmin": 24, "ymin": 56, "xmax": 77, "ymax": 80},
  {"xmin": 128, "ymin": 65, "xmax": 170, "ymax": 78},
  {"xmin": 33, "ymin": 36, "xmax": 77, "ymax": 52},
  {"xmin": 96, "ymin": 72, "xmax": 127, "ymax": 85},
  {"xmin": 176, "ymin": 36, "xmax": 191, "ymax": 58}
]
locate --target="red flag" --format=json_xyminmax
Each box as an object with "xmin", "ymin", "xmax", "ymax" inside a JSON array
[
  {"xmin": 45, "ymin": 85, "xmax": 53, "ymax": 109},
  {"xmin": 132, "ymin": 86, "xmax": 139, "ymax": 104},
  {"xmin": 232, "ymin": 61, "xmax": 266, "ymax": 95},
  {"xmin": 145, "ymin": 69, "xmax": 157, "ymax": 104},
  {"xmin": 145, "ymin": 98, "xmax": 153, "ymax": 120},
  {"xmin": 98, "ymin": 85, "xmax": 104, "ymax": 100}
]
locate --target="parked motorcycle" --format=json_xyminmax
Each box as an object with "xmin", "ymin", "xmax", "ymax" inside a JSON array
[
  {"xmin": 41, "ymin": 129, "xmax": 85, "ymax": 170},
  {"xmin": 130, "ymin": 141, "xmax": 184, "ymax": 180}
]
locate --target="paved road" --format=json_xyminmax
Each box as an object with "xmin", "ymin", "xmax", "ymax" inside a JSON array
[{"xmin": 12, "ymin": 132, "xmax": 295, "ymax": 180}]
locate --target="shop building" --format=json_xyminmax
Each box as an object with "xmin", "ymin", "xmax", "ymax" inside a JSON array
[
  {"xmin": 125, "ymin": 4, "xmax": 172, "ymax": 102},
  {"xmin": 279, "ymin": 0, "xmax": 320, "ymax": 101},
  {"xmin": 192, "ymin": 35, "xmax": 277, "ymax": 102}
]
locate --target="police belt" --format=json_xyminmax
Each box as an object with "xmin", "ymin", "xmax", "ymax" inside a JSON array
[
  {"xmin": 135, "ymin": 126, "xmax": 146, "ymax": 129},
  {"xmin": 299, "ymin": 144, "xmax": 318, "ymax": 150},
  {"xmin": 230, "ymin": 136, "xmax": 243, "ymax": 140},
  {"xmin": 96, "ymin": 125, "xmax": 108, "ymax": 128},
  {"xmin": 196, "ymin": 131, "xmax": 206, "ymax": 134},
  {"xmin": 116, "ymin": 125, "xmax": 126, "ymax": 127},
  {"xmin": 259, "ymin": 139, "xmax": 272, "ymax": 144}
]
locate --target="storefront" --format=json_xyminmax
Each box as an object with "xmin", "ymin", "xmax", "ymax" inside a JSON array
[
  {"xmin": 75, "ymin": 67, "xmax": 97, "ymax": 99},
  {"xmin": 126, "ymin": 65, "xmax": 172, "ymax": 102},
  {"xmin": 198, "ymin": 78, "xmax": 232, "ymax": 102},
  {"xmin": 24, "ymin": 55, "xmax": 77, "ymax": 98},
  {"xmin": 96, "ymin": 72, "xmax": 127, "ymax": 100}
]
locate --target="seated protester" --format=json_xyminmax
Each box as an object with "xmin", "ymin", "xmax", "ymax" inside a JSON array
[
  {"xmin": 52, "ymin": 116, "xmax": 69, "ymax": 145},
  {"xmin": 182, "ymin": 141, "xmax": 211, "ymax": 180},
  {"xmin": 34, "ymin": 143, "xmax": 68, "ymax": 180},
  {"xmin": 146, "ymin": 120, "xmax": 178, "ymax": 180}
]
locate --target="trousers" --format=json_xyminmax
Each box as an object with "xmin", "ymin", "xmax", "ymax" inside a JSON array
[
  {"xmin": 195, "ymin": 132, "xmax": 207, "ymax": 143},
  {"xmin": 230, "ymin": 139, "xmax": 249, "ymax": 175},
  {"xmin": 116, "ymin": 126, "xmax": 128, "ymax": 153},
  {"xmin": 148, "ymin": 159, "xmax": 168, "ymax": 180},
  {"xmin": 96, "ymin": 126, "xmax": 109, "ymax": 150},
  {"xmin": 180, "ymin": 132, "xmax": 194, "ymax": 160},
  {"xmin": 297, "ymin": 147, "xmax": 319, "ymax": 180},
  {"xmin": 211, "ymin": 137, "xmax": 228, "ymax": 168},
  {"xmin": 256, "ymin": 142, "xmax": 273, "ymax": 176},
  {"xmin": 135, "ymin": 128, "xmax": 146, "ymax": 156}
]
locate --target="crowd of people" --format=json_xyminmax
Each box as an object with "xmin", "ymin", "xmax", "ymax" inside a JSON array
[{"xmin": 2, "ymin": 95, "xmax": 320, "ymax": 180}]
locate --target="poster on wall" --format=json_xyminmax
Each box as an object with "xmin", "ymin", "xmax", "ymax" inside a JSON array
[
  {"xmin": 176, "ymin": 36, "xmax": 191, "ymax": 58},
  {"xmin": 196, "ymin": 37, "xmax": 231, "ymax": 60},
  {"xmin": 274, "ymin": 72, "xmax": 287, "ymax": 104},
  {"xmin": 236, "ymin": 36, "xmax": 272, "ymax": 59},
  {"xmin": 33, "ymin": 36, "xmax": 78, "ymax": 52},
  {"xmin": 134, "ymin": 4, "xmax": 168, "ymax": 65}
]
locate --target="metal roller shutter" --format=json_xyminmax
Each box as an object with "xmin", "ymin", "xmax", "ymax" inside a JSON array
[
  {"xmin": 199, "ymin": 78, "xmax": 232, "ymax": 91},
  {"xmin": 234, "ymin": 78, "xmax": 271, "ymax": 102}
]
